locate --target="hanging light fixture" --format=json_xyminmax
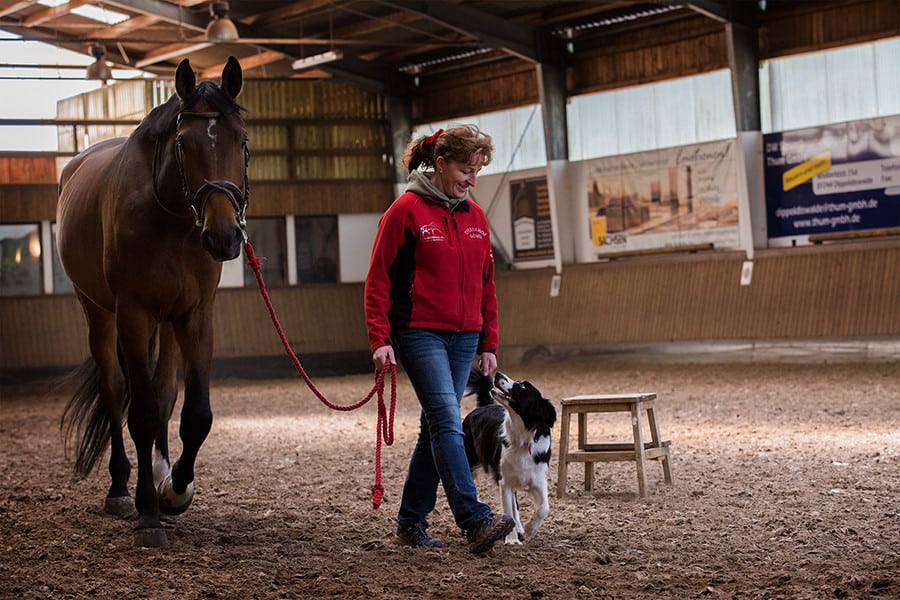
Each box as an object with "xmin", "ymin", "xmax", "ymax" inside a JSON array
[
  {"xmin": 206, "ymin": 1, "xmax": 239, "ymax": 42},
  {"xmin": 85, "ymin": 43, "xmax": 112, "ymax": 81},
  {"xmin": 291, "ymin": 49, "xmax": 343, "ymax": 71}
]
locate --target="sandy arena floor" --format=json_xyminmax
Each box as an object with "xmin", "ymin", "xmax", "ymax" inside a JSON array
[{"xmin": 1, "ymin": 361, "xmax": 898, "ymax": 599}]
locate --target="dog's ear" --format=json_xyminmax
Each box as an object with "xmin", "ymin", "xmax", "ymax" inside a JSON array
[
  {"xmin": 464, "ymin": 366, "xmax": 495, "ymax": 407},
  {"xmin": 544, "ymin": 400, "xmax": 557, "ymax": 428},
  {"xmin": 464, "ymin": 366, "xmax": 484, "ymax": 396}
]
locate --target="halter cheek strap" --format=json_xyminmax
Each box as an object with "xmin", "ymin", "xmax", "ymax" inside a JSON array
[{"xmin": 153, "ymin": 110, "xmax": 250, "ymax": 228}]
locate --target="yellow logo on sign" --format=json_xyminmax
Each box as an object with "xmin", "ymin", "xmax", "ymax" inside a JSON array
[
  {"xmin": 591, "ymin": 216, "xmax": 607, "ymax": 247},
  {"xmin": 783, "ymin": 151, "xmax": 832, "ymax": 192}
]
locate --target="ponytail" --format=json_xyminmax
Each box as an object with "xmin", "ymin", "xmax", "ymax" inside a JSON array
[{"xmin": 402, "ymin": 125, "xmax": 492, "ymax": 174}]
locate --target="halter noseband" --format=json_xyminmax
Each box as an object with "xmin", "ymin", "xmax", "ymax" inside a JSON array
[{"xmin": 155, "ymin": 109, "xmax": 250, "ymax": 227}]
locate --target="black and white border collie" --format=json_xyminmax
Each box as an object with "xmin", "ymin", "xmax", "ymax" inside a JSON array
[{"xmin": 463, "ymin": 370, "xmax": 557, "ymax": 544}]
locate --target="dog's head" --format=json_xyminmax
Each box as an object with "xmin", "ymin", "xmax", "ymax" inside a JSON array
[{"xmin": 492, "ymin": 372, "xmax": 557, "ymax": 432}]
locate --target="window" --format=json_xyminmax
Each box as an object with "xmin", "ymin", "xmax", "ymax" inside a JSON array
[
  {"xmin": 243, "ymin": 217, "xmax": 286, "ymax": 287},
  {"xmin": 568, "ymin": 69, "xmax": 736, "ymax": 161},
  {"xmin": 760, "ymin": 37, "xmax": 900, "ymax": 134},
  {"xmin": 0, "ymin": 224, "xmax": 42, "ymax": 296},
  {"xmin": 295, "ymin": 216, "xmax": 338, "ymax": 284},
  {"xmin": 414, "ymin": 104, "xmax": 547, "ymax": 176}
]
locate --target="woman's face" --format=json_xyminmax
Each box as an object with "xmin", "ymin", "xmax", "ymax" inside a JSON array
[{"xmin": 434, "ymin": 152, "xmax": 484, "ymax": 199}]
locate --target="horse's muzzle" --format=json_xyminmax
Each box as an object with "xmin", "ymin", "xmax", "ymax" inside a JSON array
[{"xmin": 201, "ymin": 225, "xmax": 243, "ymax": 261}]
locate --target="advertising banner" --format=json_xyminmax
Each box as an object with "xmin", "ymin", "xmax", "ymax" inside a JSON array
[
  {"xmin": 510, "ymin": 175, "xmax": 555, "ymax": 260},
  {"xmin": 764, "ymin": 115, "xmax": 900, "ymax": 239},
  {"xmin": 583, "ymin": 140, "xmax": 740, "ymax": 254}
]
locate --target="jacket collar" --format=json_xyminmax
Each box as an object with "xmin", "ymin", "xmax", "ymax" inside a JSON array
[{"xmin": 406, "ymin": 170, "xmax": 471, "ymax": 212}]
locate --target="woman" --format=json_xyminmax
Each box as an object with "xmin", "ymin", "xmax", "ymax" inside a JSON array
[{"xmin": 365, "ymin": 125, "xmax": 514, "ymax": 554}]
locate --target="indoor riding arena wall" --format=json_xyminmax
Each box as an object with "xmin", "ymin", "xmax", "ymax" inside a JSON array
[{"xmin": 2, "ymin": 241, "xmax": 897, "ymax": 380}]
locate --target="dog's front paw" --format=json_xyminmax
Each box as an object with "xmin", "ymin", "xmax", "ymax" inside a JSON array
[{"xmin": 504, "ymin": 531, "xmax": 523, "ymax": 545}]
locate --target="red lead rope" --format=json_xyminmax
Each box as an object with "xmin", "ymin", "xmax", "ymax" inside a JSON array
[{"xmin": 243, "ymin": 240, "xmax": 396, "ymax": 510}]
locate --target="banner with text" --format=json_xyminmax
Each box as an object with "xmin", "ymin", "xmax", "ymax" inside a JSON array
[
  {"xmin": 764, "ymin": 115, "xmax": 900, "ymax": 239},
  {"xmin": 583, "ymin": 139, "xmax": 740, "ymax": 254},
  {"xmin": 510, "ymin": 175, "xmax": 555, "ymax": 260}
]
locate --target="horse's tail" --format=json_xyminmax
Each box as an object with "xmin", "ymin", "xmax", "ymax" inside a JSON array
[{"xmin": 59, "ymin": 358, "xmax": 113, "ymax": 476}]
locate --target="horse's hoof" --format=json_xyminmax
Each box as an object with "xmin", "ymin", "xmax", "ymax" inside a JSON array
[
  {"xmin": 104, "ymin": 495, "xmax": 136, "ymax": 519},
  {"xmin": 133, "ymin": 527, "xmax": 169, "ymax": 549},
  {"xmin": 158, "ymin": 474, "xmax": 194, "ymax": 516}
]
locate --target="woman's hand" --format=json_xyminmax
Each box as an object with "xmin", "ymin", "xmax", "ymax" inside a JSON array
[
  {"xmin": 479, "ymin": 351, "xmax": 497, "ymax": 376},
  {"xmin": 373, "ymin": 345, "xmax": 395, "ymax": 371}
]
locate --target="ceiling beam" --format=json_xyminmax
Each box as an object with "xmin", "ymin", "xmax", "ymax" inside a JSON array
[
  {"xmin": 101, "ymin": 0, "xmax": 208, "ymax": 31},
  {"xmin": 246, "ymin": 0, "xmax": 335, "ymax": 27},
  {"xmin": 684, "ymin": 1, "xmax": 729, "ymax": 23},
  {"xmin": 87, "ymin": 14, "xmax": 159, "ymax": 39},
  {"xmin": 200, "ymin": 50, "xmax": 285, "ymax": 79},
  {"xmin": 381, "ymin": 0, "xmax": 565, "ymax": 68},
  {"xmin": 135, "ymin": 39, "xmax": 212, "ymax": 69},
  {"xmin": 23, "ymin": 0, "xmax": 93, "ymax": 27},
  {"xmin": 0, "ymin": 1, "xmax": 31, "ymax": 19}
]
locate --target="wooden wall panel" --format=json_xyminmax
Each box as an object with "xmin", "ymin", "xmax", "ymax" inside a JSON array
[
  {"xmin": 0, "ymin": 184, "xmax": 58, "ymax": 222},
  {"xmin": 212, "ymin": 285, "xmax": 367, "ymax": 357},
  {"xmin": 251, "ymin": 180, "xmax": 394, "ymax": 216},
  {"xmin": 568, "ymin": 17, "xmax": 727, "ymax": 97},
  {"xmin": 0, "ymin": 295, "xmax": 88, "ymax": 369},
  {"xmin": 410, "ymin": 0, "xmax": 897, "ymax": 121},
  {"xmin": 494, "ymin": 243, "xmax": 900, "ymax": 347},
  {"xmin": 0, "ymin": 157, "xmax": 57, "ymax": 184},
  {"xmin": 760, "ymin": 0, "xmax": 900, "ymax": 59},
  {"xmin": 413, "ymin": 58, "xmax": 538, "ymax": 123},
  {"xmin": 0, "ymin": 181, "xmax": 393, "ymax": 222},
  {"xmin": 3, "ymin": 243, "xmax": 897, "ymax": 372}
]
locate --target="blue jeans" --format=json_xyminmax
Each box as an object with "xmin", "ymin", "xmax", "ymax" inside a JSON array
[{"xmin": 393, "ymin": 328, "xmax": 493, "ymax": 532}]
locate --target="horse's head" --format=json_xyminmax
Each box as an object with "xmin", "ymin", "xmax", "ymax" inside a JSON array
[{"xmin": 174, "ymin": 56, "xmax": 248, "ymax": 261}]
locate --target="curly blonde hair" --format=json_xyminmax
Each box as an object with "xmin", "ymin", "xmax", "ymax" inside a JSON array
[{"xmin": 402, "ymin": 124, "xmax": 493, "ymax": 174}]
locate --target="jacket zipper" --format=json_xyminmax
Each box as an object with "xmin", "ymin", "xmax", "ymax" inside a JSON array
[{"xmin": 444, "ymin": 213, "xmax": 465, "ymax": 329}]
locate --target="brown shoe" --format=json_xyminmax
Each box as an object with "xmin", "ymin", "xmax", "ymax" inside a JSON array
[
  {"xmin": 465, "ymin": 514, "xmax": 515, "ymax": 554},
  {"xmin": 397, "ymin": 522, "xmax": 444, "ymax": 548}
]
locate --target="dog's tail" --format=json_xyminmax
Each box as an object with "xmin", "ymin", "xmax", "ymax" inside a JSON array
[{"xmin": 464, "ymin": 367, "xmax": 495, "ymax": 407}]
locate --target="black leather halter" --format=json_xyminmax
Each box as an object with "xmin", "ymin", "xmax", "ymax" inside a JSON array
[{"xmin": 153, "ymin": 109, "xmax": 250, "ymax": 227}]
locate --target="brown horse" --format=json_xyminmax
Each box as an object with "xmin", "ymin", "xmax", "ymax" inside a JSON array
[{"xmin": 57, "ymin": 57, "xmax": 249, "ymax": 548}]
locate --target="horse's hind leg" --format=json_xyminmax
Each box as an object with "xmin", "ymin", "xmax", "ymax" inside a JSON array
[{"xmin": 81, "ymin": 294, "xmax": 133, "ymax": 518}]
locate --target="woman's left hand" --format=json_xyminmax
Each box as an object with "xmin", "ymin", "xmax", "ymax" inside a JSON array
[{"xmin": 480, "ymin": 352, "xmax": 497, "ymax": 376}]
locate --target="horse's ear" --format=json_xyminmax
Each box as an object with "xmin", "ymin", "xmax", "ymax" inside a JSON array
[
  {"xmin": 175, "ymin": 59, "xmax": 196, "ymax": 102},
  {"xmin": 221, "ymin": 56, "xmax": 243, "ymax": 99}
]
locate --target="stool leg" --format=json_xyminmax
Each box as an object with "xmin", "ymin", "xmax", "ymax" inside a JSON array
[
  {"xmin": 632, "ymin": 402, "xmax": 648, "ymax": 498},
  {"xmin": 647, "ymin": 402, "xmax": 661, "ymax": 446},
  {"xmin": 578, "ymin": 413, "xmax": 593, "ymax": 492},
  {"xmin": 647, "ymin": 404, "xmax": 673, "ymax": 485},
  {"xmin": 557, "ymin": 406, "xmax": 571, "ymax": 499},
  {"xmin": 661, "ymin": 447, "xmax": 673, "ymax": 485}
]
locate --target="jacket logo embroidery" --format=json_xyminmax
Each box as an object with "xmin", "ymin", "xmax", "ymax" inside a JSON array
[
  {"xmin": 420, "ymin": 222, "xmax": 445, "ymax": 242},
  {"xmin": 465, "ymin": 226, "xmax": 488, "ymax": 240}
]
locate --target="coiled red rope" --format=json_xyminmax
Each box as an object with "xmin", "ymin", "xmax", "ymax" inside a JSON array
[{"xmin": 243, "ymin": 240, "xmax": 396, "ymax": 509}]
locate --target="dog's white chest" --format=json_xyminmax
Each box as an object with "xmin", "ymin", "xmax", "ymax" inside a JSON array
[{"xmin": 500, "ymin": 436, "xmax": 550, "ymax": 489}]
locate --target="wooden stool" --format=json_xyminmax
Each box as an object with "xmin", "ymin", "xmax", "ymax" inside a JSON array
[{"xmin": 557, "ymin": 393, "xmax": 673, "ymax": 498}]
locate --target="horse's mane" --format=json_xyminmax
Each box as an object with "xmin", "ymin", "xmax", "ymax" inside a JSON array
[{"xmin": 133, "ymin": 80, "xmax": 245, "ymax": 141}]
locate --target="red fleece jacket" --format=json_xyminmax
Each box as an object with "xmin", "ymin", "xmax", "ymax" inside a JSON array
[{"xmin": 364, "ymin": 190, "xmax": 499, "ymax": 355}]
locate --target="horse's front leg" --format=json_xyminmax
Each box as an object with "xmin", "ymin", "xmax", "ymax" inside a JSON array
[
  {"xmin": 152, "ymin": 324, "xmax": 180, "ymax": 493},
  {"xmin": 159, "ymin": 310, "xmax": 214, "ymax": 516},
  {"xmin": 117, "ymin": 310, "xmax": 168, "ymax": 548}
]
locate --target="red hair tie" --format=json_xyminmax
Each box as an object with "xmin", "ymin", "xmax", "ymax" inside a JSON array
[{"xmin": 424, "ymin": 128, "xmax": 443, "ymax": 147}]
